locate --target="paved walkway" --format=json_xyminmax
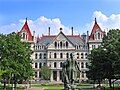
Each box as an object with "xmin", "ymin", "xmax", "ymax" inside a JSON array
[{"xmin": 26, "ymin": 87, "xmax": 44, "ymax": 90}]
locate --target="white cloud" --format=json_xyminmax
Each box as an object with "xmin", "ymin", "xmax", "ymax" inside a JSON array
[
  {"xmin": 1, "ymin": 12, "xmax": 120, "ymax": 36},
  {"xmin": 84, "ymin": 11, "xmax": 120, "ymax": 34},
  {"xmin": 0, "ymin": 16, "xmax": 78, "ymax": 36}
]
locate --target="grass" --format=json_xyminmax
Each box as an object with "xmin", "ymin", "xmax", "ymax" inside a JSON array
[{"xmin": 0, "ymin": 84, "xmax": 24, "ymax": 90}]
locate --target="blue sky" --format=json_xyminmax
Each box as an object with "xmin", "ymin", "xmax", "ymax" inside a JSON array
[{"xmin": 0, "ymin": 0, "xmax": 120, "ymax": 35}]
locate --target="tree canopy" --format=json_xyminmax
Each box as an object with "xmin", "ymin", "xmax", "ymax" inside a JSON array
[
  {"xmin": 0, "ymin": 32, "xmax": 33, "ymax": 89},
  {"xmin": 87, "ymin": 29, "xmax": 120, "ymax": 88}
]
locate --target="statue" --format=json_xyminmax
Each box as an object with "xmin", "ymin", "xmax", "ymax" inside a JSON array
[{"xmin": 62, "ymin": 53, "xmax": 81, "ymax": 90}]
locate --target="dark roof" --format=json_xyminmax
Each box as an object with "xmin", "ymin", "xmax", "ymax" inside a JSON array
[{"xmin": 37, "ymin": 32, "xmax": 84, "ymax": 46}]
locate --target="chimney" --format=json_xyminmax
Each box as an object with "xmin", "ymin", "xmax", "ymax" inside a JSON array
[
  {"xmin": 71, "ymin": 27, "xmax": 73, "ymax": 35},
  {"xmin": 48, "ymin": 27, "xmax": 50, "ymax": 35},
  {"xmin": 87, "ymin": 31, "xmax": 89, "ymax": 42},
  {"xmin": 33, "ymin": 31, "xmax": 35, "ymax": 41}
]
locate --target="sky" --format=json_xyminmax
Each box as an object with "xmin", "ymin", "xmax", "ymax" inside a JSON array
[{"xmin": 0, "ymin": 0, "xmax": 120, "ymax": 36}]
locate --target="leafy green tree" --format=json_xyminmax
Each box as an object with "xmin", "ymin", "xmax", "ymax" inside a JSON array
[
  {"xmin": 0, "ymin": 33, "xmax": 34, "ymax": 90},
  {"xmin": 87, "ymin": 29, "xmax": 120, "ymax": 88},
  {"xmin": 41, "ymin": 66, "xmax": 51, "ymax": 80},
  {"xmin": 87, "ymin": 47, "xmax": 107, "ymax": 86},
  {"xmin": 102, "ymin": 29, "xmax": 120, "ymax": 88}
]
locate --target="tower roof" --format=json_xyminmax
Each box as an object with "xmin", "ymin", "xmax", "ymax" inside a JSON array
[
  {"xmin": 89, "ymin": 18, "xmax": 102, "ymax": 40},
  {"xmin": 19, "ymin": 18, "xmax": 33, "ymax": 41}
]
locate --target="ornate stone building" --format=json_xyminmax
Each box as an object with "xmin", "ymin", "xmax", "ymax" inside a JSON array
[{"xmin": 18, "ymin": 18, "xmax": 105, "ymax": 82}]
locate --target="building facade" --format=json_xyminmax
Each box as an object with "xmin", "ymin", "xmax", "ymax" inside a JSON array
[{"xmin": 18, "ymin": 18, "xmax": 105, "ymax": 82}]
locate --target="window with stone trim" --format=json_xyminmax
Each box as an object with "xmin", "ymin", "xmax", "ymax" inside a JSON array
[
  {"xmin": 60, "ymin": 53, "xmax": 63, "ymax": 58},
  {"xmin": 54, "ymin": 53, "xmax": 57, "ymax": 58},
  {"xmin": 35, "ymin": 72, "xmax": 37, "ymax": 78},
  {"xmin": 49, "ymin": 52, "xmax": 51, "ymax": 58},
  {"xmin": 54, "ymin": 62, "xmax": 57, "ymax": 68},
  {"xmin": 86, "ymin": 62, "xmax": 88, "ymax": 68},
  {"xmin": 39, "ymin": 72, "xmax": 41, "ymax": 78},
  {"xmin": 81, "ymin": 53, "xmax": 83, "ymax": 59},
  {"xmin": 44, "ymin": 53, "xmax": 46, "ymax": 59},
  {"xmin": 66, "ymin": 41, "xmax": 68, "ymax": 48},
  {"xmin": 85, "ymin": 53, "xmax": 87, "ymax": 59},
  {"xmin": 77, "ymin": 53, "xmax": 79, "ymax": 59},
  {"xmin": 39, "ymin": 63, "xmax": 42, "ymax": 68},
  {"xmin": 35, "ymin": 63, "xmax": 38, "ymax": 68},
  {"xmin": 81, "ymin": 62, "xmax": 84, "ymax": 68},
  {"xmin": 55, "ymin": 42, "xmax": 57, "ymax": 48},
  {"xmin": 60, "ymin": 62, "xmax": 62, "ymax": 67},
  {"xmin": 39, "ymin": 53, "xmax": 42, "ymax": 59},
  {"xmin": 98, "ymin": 32, "xmax": 100, "ymax": 39},
  {"xmin": 66, "ymin": 53, "xmax": 69, "ymax": 58},
  {"xmin": 35, "ymin": 53, "xmax": 38, "ymax": 59},
  {"xmin": 81, "ymin": 72, "xmax": 84, "ymax": 78},
  {"xmin": 60, "ymin": 41, "xmax": 62, "ymax": 48}
]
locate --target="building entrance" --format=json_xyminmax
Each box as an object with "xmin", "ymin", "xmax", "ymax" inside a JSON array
[{"xmin": 53, "ymin": 71, "xmax": 57, "ymax": 81}]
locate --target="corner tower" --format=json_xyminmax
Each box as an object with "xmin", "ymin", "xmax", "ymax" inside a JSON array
[{"xmin": 88, "ymin": 18, "xmax": 105, "ymax": 51}]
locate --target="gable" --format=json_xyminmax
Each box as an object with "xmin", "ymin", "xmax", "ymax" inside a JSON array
[{"xmin": 48, "ymin": 31, "xmax": 75, "ymax": 50}]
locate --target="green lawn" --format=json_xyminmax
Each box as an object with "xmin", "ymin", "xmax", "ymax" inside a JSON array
[{"xmin": 32, "ymin": 84, "xmax": 120, "ymax": 90}]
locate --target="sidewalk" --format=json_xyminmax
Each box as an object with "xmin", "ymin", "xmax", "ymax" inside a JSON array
[{"xmin": 27, "ymin": 87, "xmax": 44, "ymax": 90}]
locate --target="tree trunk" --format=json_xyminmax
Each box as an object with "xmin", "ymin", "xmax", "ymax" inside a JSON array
[
  {"xmin": 108, "ymin": 78, "xmax": 112, "ymax": 88},
  {"xmin": 3, "ymin": 77, "xmax": 6, "ymax": 90},
  {"xmin": 98, "ymin": 79, "xmax": 101, "ymax": 86}
]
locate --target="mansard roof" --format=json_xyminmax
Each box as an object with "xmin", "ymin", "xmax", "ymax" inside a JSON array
[
  {"xmin": 19, "ymin": 18, "xmax": 33, "ymax": 41},
  {"xmin": 37, "ymin": 31, "xmax": 84, "ymax": 46},
  {"xmin": 89, "ymin": 18, "xmax": 103, "ymax": 40}
]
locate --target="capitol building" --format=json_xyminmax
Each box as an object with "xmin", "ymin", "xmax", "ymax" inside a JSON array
[{"xmin": 18, "ymin": 18, "xmax": 105, "ymax": 82}]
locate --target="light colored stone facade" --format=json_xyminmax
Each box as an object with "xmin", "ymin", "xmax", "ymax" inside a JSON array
[{"xmin": 19, "ymin": 18, "xmax": 105, "ymax": 82}]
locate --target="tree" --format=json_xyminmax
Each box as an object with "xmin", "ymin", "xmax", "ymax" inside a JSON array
[
  {"xmin": 41, "ymin": 66, "xmax": 51, "ymax": 80},
  {"xmin": 87, "ymin": 47, "xmax": 107, "ymax": 86},
  {"xmin": 102, "ymin": 29, "xmax": 120, "ymax": 88},
  {"xmin": 87, "ymin": 29, "xmax": 120, "ymax": 88},
  {"xmin": 0, "ymin": 33, "xmax": 34, "ymax": 90}
]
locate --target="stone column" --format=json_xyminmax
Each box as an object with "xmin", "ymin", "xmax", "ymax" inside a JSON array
[
  {"xmin": 57, "ymin": 71, "xmax": 60, "ymax": 81},
  {"xmin": 50, "ymin": 70, "xmax": 53, "ymax": 81}
]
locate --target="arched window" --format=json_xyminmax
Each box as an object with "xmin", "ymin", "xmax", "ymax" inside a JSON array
[
  {"xmin": 35, "ymin": 63, "xmax": 37, "ymax": 68},
  {"xmin": 66, "ymin": 41, "xmax": 68, "ymax": 48},
  {"xmin": 35, "ymin": 53, "xmax": 38, "ymax": 59},
  {"xmin": 35, "ymin": 72, "xmax": 37, "ymax": 78},
  {"xmin": 49, "ymin": 52, "xmax": 51, "ymax": 58},
  {"xmin": 81, "ymin": 62, "xmax": 84, "ymax": 68},
  {"xmin": 39, "ymin": 53, "xmax": 42, "ymax": 59},
  {"xmin": 60, "ymin": 41, "xmax": 62, "ymax": 48},
  {"xmin": 82, "ymin": 71, "xmax": 84, "ymax": 78},
  {"xmin": 81, "ymin": 53, "xmax": 83, "ymax": 59},
  {"xmin": 85, "ymin": 53, "xmax": 87, "ymax": 59},
  {"xmin": 77, "ymin": 53, "xmax": 79, "ymax": 59},
  {"xmin": 44, "ymin": 63, "xmax": 46, "ymax": 66},
  {"xmin": 86, "ymin": 62, "xmax": 88, "ymax": 68},
  {"xmin": 54, "ymin": 53, "xmax": 57, "ymax": 58},
  {"xmin": 39, "ymin": 63, "xmax": 42, "ymax": 68},
  {"xmin": 60, "ymin": 62, "xmax": 62, "ymax": 67},
  {"xmin": 54, "ymin": 62, "xmax": 57, "ymax": 68},
  {"xmin": 54, "ymin": 42, "xmax": 57, "ymax": 48},
  {"xmin": 98, "ymin": 33, "xmax": 100, "ymax": 39},
  {"xmin": 44, "ymin": 53, "xmax": 46, "ymax": 59},
  {"xmin": 23, "ymin": 32, "xmax": 26, "ymax": 40},
  {"xmin": 66, "ymin": 53, "xmax": 69, "ymax": 58},
  {"xmin": 60, "ymin": 53, "xmax": 63, "ymax": 58}
]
